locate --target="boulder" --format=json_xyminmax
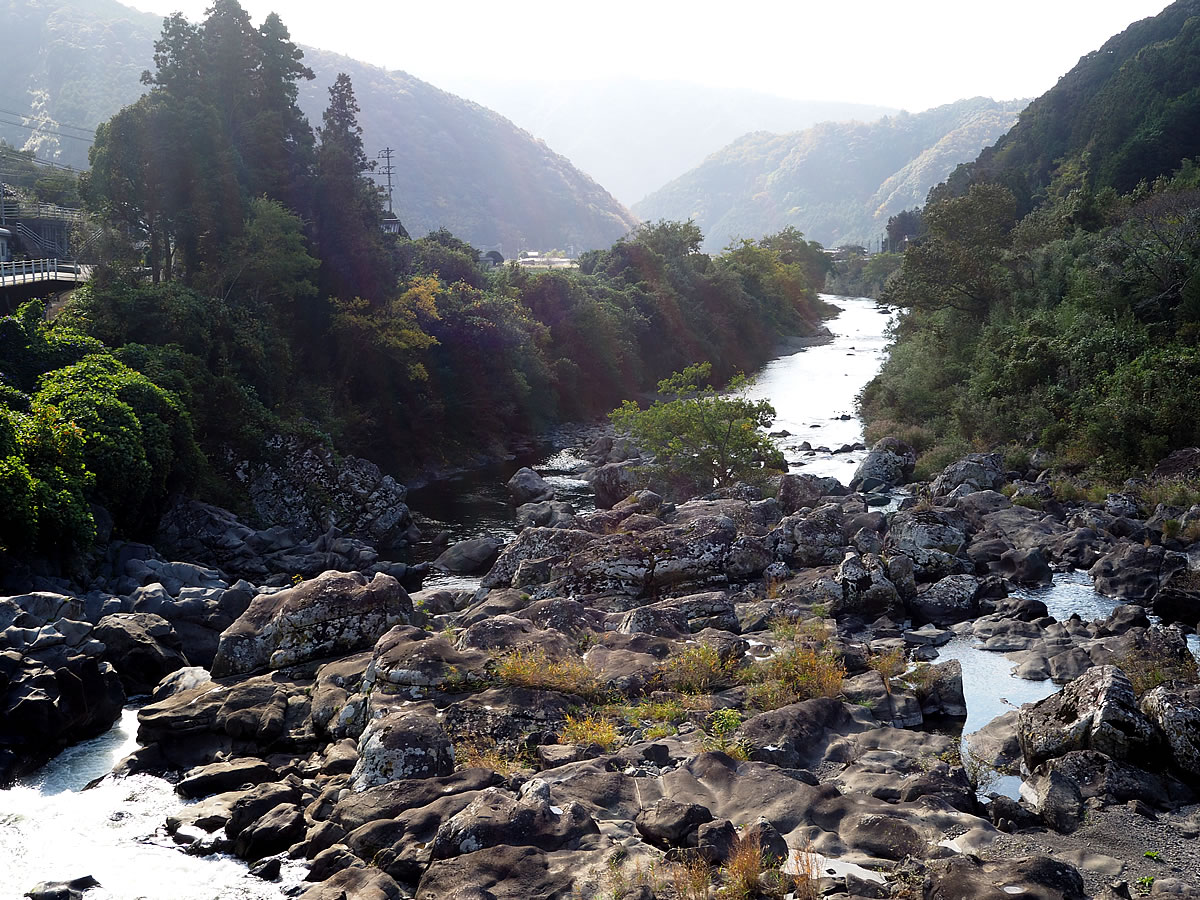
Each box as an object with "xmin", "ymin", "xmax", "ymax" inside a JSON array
[
  {"xmin": 997, "ymin": 547, "xmax": 1053, "ymax": 586},
  {"xmin": 351, "ymin": 712, "xmax": 455, "ymax": 790},
  {"xmin": 634, "ymin": 797, "xmax": 713, "ymax": 848},
  {"xmin": 909, "ymin": 575, "xmax": 982, "ymax": 626},
  {"xmin": 507, "ymin": 467, "xmax": 554, "ymax": 504},
  {"xmin": 590, "ymin": 461, "xmax": 641, "ymax": 509},
  {"xmin": 1141, "ymin": 683, "xmax": 1200, "ymax": 780},
  {"xmin": 93, "ymin": 612, "xmax": 189, "ymax": 695},
  {"xmin": 930, "ymin": 453, "xmax": 1007, "ymax": 497},
  {"xmin": 1019, "ymin": 665, "xmax": 1158, "ymax": 768},
  {"xmin": 926, "ymin": 855, "xmax": 1085, "ymax": 900},
  {"xmin": 432, "ymin": 536, "xmax": 505, "ymax": 575},
  {"xmin": 1089, "ymin": 543, "xmax": 1187, "ymax": 603},
  {"xmin": 212, "ymin": 571, "xmax": 412, "ymax": 678},
  {"xmin": 429, "ymin": 779, "xmax": 598, "ymax": 859},
  {"xmin": 920, "ymin": 659, "xmax": 968, "ymax": 718},
  {"xmin": 233, "ymin": 801, "xmax": 306, "ymax": 861},
  {"xmin": 850, "ymin": 438, "xmax": 915, "ymax": 492},
  {"xmin": 777, "ymin": 473, "xmax": 848, "ymax": 513},
  {"xmin": 515, "ymin": 500, "xmax": 577, "ymax": 530}
]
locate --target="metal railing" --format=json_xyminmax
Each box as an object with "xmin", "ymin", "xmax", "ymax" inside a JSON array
[
  {"xmin": 0, "ymin": 258, "xmax": 90, "ymax": 288},
  {"xmin": 0, "ymin": 199, "xmax": 85, "ymax": 223}
]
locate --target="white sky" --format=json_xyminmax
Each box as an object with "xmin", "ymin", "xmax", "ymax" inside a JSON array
[{"xmin": 125, "ymin": 0, "xmax": 1173, "ymax": 112}]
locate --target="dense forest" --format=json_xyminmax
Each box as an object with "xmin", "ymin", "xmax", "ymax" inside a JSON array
[
  {"xmin": 0, "ymin": 0, "xmax": 637, "ymax": 252},
  {"xmin": 0, "ymin": 0, "xmax": 832, "ymax": 559},
  {"xmin": 862, "ymin": 0, "xmax": 1200, "ymax": 482},
  {"xmin": 633, "ymin": 97, "xmax": 1024, "ymax": 252}
]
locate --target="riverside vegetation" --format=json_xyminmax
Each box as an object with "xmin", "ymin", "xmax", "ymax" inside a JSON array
[{"xmin": 0, "ymin": 0, "xmax": 831, "ymax": 563}]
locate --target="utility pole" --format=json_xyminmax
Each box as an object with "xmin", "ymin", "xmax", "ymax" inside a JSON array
[{"xmin": 376, "ymin": 148, "xmax": 395, "ymax": 215}]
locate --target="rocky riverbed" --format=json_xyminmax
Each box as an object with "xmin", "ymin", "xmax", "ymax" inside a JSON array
[{"xmin": 4, "ymin": 436, "xmax": 1200, "ymax": 900}]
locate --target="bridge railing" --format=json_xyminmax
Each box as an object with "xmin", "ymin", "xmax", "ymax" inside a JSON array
[
  {"xmin": 0, "ymin": 199, "xmax": 85, "ymax": 223},
  {"xmin": 0, "ymin": 258, "xmax": 59, "ymax": 287}
]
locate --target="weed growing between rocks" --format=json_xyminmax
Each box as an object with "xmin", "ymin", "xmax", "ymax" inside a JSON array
[
  {"xmin": 701, "ymin": 708, "xmax": 751, "ymax": 760},
  {"xmin": 455, "ymin": 739, "xmax": 532, "ymax": 774},
  {"xmin": 495, "ymin": 647, "xmax": 607, "ymax": 700},
  {"xmin": 1114, "ymin": 648, "xmax": 1200, "ymax": 696},
  {"xmin": 744, "ymin": 646, "xmax": 846, "ymax": 711},
  {"xmin": 560, "ymin": 713, "xmax": 621, "ymax": 751},
  {"xmin": 669, "ymin": 853, "xmax": 712, "ymax": 900},
  {"xmin": 722, "ymin": 831, "xmax": 765, "ymax": 899},
  {"xmin": 657, "ymin": 643, "xmax": 742, "ymax": 694},
  {"xmin": 868, "ymin": 647, "xmax": 907, "ymax": 690}
]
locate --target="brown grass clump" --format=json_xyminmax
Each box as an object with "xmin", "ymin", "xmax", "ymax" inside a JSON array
[
  {"xmin": 669, "ymin": 853, "xmax": 712, "ymax": 900},
  {"xmin": 867, "ymin": 647, "xmax": 906, "ymax": 692},
  {"xmin": 657, "ymin": 643, "xmax": 743, "ymax": 694},
  {"xmin": 722, "ymin": 831, "xmax": 765, "ymax": 899},
  {"xmin": 559, "ymin": 713, "xmax": 621, "ymax": 751},
  {"xmin": 788, "ymin": 841, "xmax": 821, "ymax": 900},
  {"xmin": 494, "ymin": 648, "xmax": 605, "ymax": 700},
  {"xmin": 455, "ymin": 739, "xmax": 531, "ymax": 775},
  {"xmin": 746, "ymin": 646, "xmax": 846, "ymax": 711}
]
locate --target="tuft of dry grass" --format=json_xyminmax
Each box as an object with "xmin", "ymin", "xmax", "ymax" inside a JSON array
[
  {"xmin": 670, "ymin": 853, "xmax": 712, "ymax": 900},
  {"xmin": 722, "ymin": 831, "xmax": 764, "ymax": 899},
  {"xmin": 657, "ymin": 643, "xmax": 743, "ymax": 694},
  {"xmin": 745, "ymin": 646, "xmax": 846, "ymax": 711},
  {"xmin": 455, "ymin": 739, "xmax": 531, "ymax": 775},
  {"xmin": 495, "ymin": 648, "xmax": 605, "ymax": 700},
  {"xmin": 867, "ymin": 647, "xmax": 907, "ymax": 692},
  {"xmin": 788, "ymin": 841, "xmax": 821, "ymax": 900},
  {"xmin": 559, "ymin": 713, "xmax": 621, "ymax": 751}
]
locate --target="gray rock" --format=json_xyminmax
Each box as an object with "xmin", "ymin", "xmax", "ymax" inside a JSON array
[
  {"xmin": 433, "ymin": 537, "xmax": 505, "ymax": 575},
  {"xmin": 1141, "ymin": 683, "xmax": 1200, "ymax": 779},
  {"xmin": 909, "ymin": 575, "xmax": 981, "ymax": 626},
  {"xmin": 351, "ymin": 712, "xmax": 455, "ymax": 790},
  {"xmin": 1019, "ymin": 665, "xmax": 1158, "ymax": 767},
  {"xmin": 634, "ymin": 797, "xmax": 712, "ymax": 848},
  {"xmin": 212, "ymin": 571, "xmax": 412, "ymax": 678},
  {"xmin": 507, "ymin": 467, "xmax": 554, "ymax": 504},
  {"xmin": 930, "ymin": 453, "xmax": 1007, "ymax": 497},
  {"xmin": 1090, "ymin": 543, "xmax": 1187, "ymax": 603}
]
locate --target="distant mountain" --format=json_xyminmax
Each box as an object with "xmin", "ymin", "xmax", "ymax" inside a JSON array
[
  {"xmin": 447, "ymin": 77, "xmax": 898, "ymax": 206},
  {"xmin": 935, "ymin": 0, "xmax": 1200, "ymax": 209},
  {"xmin": 0, "ymin": 0, "xmax": 637, "ymax": 254},
  {"xmin": 633, "ymin": 97, "xmax": 1026, "ymax": 252}
]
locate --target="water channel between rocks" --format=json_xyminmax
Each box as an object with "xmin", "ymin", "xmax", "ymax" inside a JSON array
[{"xmin": 4, "ymin": 295, "xmax": 1191, "ymax": 898}]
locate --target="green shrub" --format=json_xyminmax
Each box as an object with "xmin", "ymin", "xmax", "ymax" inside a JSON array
[{"xmin": 658, "ymin": 643, "xmax": 743, "ymax": 694}]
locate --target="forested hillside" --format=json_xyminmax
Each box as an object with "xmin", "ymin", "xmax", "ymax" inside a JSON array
[
  {"xmin": 0, "ymin": 1, "xmax": 831, "ymax": 559},
  {"xmin": 449, "ymin": 77, "xmax": 896, "ymax": 205},
  {"xmin": 934, "ymin": 0, "xmax": 1200, "ymax": 210},
  {"xmin": 633, "ymin": 97, "xmax": 1024, "ymax": 251},
  {"xmin": 0, "ymin": 0, "xmax": 637, "ymax": 253},
  {"xmin": 863, "ymin": 0, "xmax": 1200, "ymax": 481}
]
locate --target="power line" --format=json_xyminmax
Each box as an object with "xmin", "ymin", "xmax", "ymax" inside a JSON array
[
  {"xmin": 0, "ymin": 107, "xmax": 95, "ymax": 135},
  {"xmin": 0, "ymin": 117, "xmax": 94, "ymax": 144}
]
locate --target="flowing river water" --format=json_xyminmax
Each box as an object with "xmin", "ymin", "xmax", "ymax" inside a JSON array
[{"xmin": 2, "ymin": 294, "xmax": 1192, "ymax": 897}]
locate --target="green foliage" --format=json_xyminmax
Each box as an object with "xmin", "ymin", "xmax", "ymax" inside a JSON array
[
  {"xmin": 657, "ymin": 643, "xmax": 743, "ymax": 694},
  {"xmin": 611, "ymin": 363, "xmax": 782, "ymax": 496},
  {"xmin": 863, "ymin": 163, "xmax": 1200, "ymax": 478}
]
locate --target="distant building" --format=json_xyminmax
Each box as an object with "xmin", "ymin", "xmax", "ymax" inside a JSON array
[
  {"xmin": 478, "ymin": 250, "xmax": 505, "ymax": 269},
  {"xmin": 381, "ymin": 216, "xmax": 408, "ymax": 237},
  {"xmin": 0, "ymin": 227, "xmax": 11, "ymax": 263},
  {"xmin": 515, "ymin": 249, "xmax": 578, "ymax": 270}
]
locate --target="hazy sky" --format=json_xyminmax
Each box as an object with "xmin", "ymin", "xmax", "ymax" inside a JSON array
[{"xmin": 125, "ymin": 0, "xmax": 1172, "ymax": 112}]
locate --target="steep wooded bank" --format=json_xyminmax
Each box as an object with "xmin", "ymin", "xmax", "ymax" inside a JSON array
[
  {"xmin": 0, "ymin": 0, "xmax": 636, "ymax": 252},
  {"xmin": 633, "ymin": 97, "xmax": 1024, "ymax": 252},
  {"xmin": 862, "ymin": 0, "xmax": 1200, "ymax": 481},
  {"xmin": 0, "ymin": 0, "xmax": 832, "ymax": 562}
]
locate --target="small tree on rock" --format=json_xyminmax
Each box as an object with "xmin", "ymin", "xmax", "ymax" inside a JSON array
[{"xmin": 610, "ymin": 362, "xmax": 784, "ymax": 497}]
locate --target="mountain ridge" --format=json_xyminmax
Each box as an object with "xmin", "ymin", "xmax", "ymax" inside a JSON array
[
  {"xmin": 0, "ymin": 0, "xmax": 637, "ymax": 253},
  {"xmin": 633, "ymin": 96, "xmax": 1026, "ymax": 251}
]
